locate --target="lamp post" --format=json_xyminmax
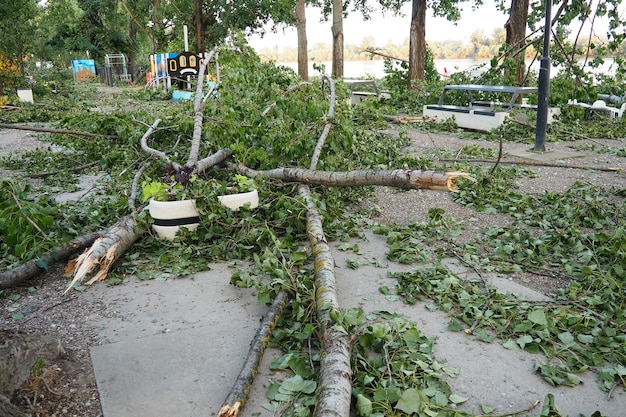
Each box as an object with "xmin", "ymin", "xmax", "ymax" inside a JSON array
[
  {"xmin": 534, "ymin": 0, "xmax": 552, "ymax": 152},
  {"xmin": 148, "ymin": 5, "xmax": 156, "ymax": 56},
  {"xmin": 148, "ymin": 5, "xmax": 157, "ymax": 87}
]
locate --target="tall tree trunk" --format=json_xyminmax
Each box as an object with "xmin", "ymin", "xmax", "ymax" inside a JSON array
[
  {"xmin": 331, "ymin": 0, "xmax": 343, "ymax": 78},
  {"xmin": 505, "ymin": 0, "xmax": 530, "ymax": 85},
  {"xmin": 194, "ymin": 0, "xmax": 205, "ymax": 52},
  {"xmin": 296, "ymin": 0, "xmax": 308, "ymax": 81},
  {"xmin": 128, "ymin": 18, "xmax": 137, "ymax": 81},
  {"xmin": 407, "ymin": 0, "xmax": 426, "ymax": 88}
]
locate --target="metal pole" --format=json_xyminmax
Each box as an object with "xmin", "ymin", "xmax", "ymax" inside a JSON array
[
  {"xmin": 534, "ymin": 0, "xmax": 552, "ymax": 152},
  {"xmin": 184, "ymin": 25, "xmax": 189, "ymax": 52},
  {"xmin": 149, "ymin": 5, "xmax": 157, "ymax": 87}
]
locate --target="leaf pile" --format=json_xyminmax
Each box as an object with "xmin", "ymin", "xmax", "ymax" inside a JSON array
[{"xmin": 384, "ymin": 173, "xmax": 625, "ymax": 394}]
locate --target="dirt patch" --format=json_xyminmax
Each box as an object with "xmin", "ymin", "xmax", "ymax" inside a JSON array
[{"xmin": 1, "ymin": 265, "xmax": 104, "ymax": 417}]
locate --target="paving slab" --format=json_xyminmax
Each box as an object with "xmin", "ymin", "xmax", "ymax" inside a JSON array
[
  {"xmin": 87, "ymin": 232, "xmax": 625, "ymax": 417},
  {"xmin": 88, "ymin": 262, "xmax": 268, "ymax": 417},
  {"xmin": 506, "ymin": 147, "xmax": 586, "ymax": 163}
]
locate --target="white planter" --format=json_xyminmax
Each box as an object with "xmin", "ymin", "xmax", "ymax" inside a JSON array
[
  {"xmin": 17, "ymin": 89, "xmax": 34, "ymax": 103},
  {"xmin": 217, "ymin": 189, "xmax": 259, "ymax": 211},
  {"xmin": 148, "ymin": 199, "xmax": 200, "ymax": 240}
]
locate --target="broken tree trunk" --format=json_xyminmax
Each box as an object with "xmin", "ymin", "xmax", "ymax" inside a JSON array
[
  {"xmin": 63, "ymin": 214, "xmax": 140, "ymax": 292},
  {"xmin": 217, "ymin": 290, "xmax": 290, "ymax": 417},
  {"xmin": 0, "ymin": 232, "xmax": 100, "ymax": 290},
  {"xmin": 224, "ymin": 165, "xmax": 472, "ymax": 192},
  {"xmin": 217, "ymin": 75, "xmax": 352, "ymax": 417},
  {"xmin": 305, "ymin": 75, "xmax": 352, "ymax": 417},
  {"xmin": 299, "ymin": 183, "xmax": 353, "ymax": 417}
]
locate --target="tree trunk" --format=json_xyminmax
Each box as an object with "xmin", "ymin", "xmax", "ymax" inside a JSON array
[
  {"xmin": 225, "ymin": 165, "xmax": 472, "ymax": 192},
  {"xmin": 407, "ymin": 0, "xmax": 427, "ymax": 87},
  {"xmin": 505, "ymin": 0, "xmax": 530, "ymax": 85},
  {"xmin": 331, "ymin": 0, "xmax": 344, "ymax": 78},
  {"xmin": 128, "ymin": 16, "xmax": 137, "ymax": 81},
  {"xmin": 296, "ymin": 0, "xmax": 308, "ymax": 81},
  {"xmin": 194, "ymin": 0, "xmax": 205, "ymax": 53},
  {"xmin": 299, "ymin": 184, "xmax": 352, "ymax": 417},
  {"xmin": 0, "ymin": 232, "xmax": 100, "ymax": 290},
  {"xmin": 64, "ymin": 215, "xmax": 140, "ymax": 292}
]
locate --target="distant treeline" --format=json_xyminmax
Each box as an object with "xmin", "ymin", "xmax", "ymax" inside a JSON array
[{"xmin": 256, "ymin": 28, "xmax": 625, "ymax": 62}]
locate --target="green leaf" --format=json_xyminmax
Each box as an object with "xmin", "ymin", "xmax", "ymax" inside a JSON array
[
  {"xmin": 356, "ymin": 394, "xmax": 372, "ymax": 417},
  {"xmin": 516, "ymin": 335, "xmax": 534, "ymax": 349},
  {"xmin": 481, "ymin": 403, "xmax": 496, "ymax": 414},
  {"xmin": 447, "ymin": 320, "xmax": 464, "ymax": 332},
  {"xmin": 36, "ymin": 258, "xmax": 49, "ymax": 270},
  {"xmin": 449, "ymin": 394, "xmax": 469, "ymax": 404},
  {"xmin": 502, "ymin": 339, "xmax": 521, "ymax": 351},
  {"xmin": 566, "ymin": 373, "xmax": 583, "ymax": 386},
  {"xmin": 557, "ymin": 331, "xmax": 575, "ymax": 347},
  {"xmin": 528, "ymin": 309, "xmax": 548, "ymax": 327},
  {"xmin": 278, "ymin": 375, "xmax": 316, "ymax": 395},
  {"xmin": 577, "ymin": 334, "xmax": 594, "ymax": 344},
  {"xmin": 395, "ymin": 388, "xmax": 421, "ymax": 414},
  {"xmin": 474, "ymin": 328, "xmax": 494, "ymax": 343},
  {"xmin": 402, "ymin": 328, "xmax": 422, "ymax": 346}
]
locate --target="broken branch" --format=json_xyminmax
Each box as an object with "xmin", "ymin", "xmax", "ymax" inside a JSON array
[
  {"xmin": 217, "ymin": 290, "xmax": 290, "ymax": 417},
  {"xmin": 0, "ymin": 232, "xmax": 100, "ymax": 290},
  {"xmin": 63, "ymin": 214, "xmax": 141, "ymax": 292},
  {"xmin": 0, "ymin": 123, "xmax": 119, "ymax": 139},
  {"xmin": 225, "ymin": 164, "xmax": 473, "ymax": 191}
]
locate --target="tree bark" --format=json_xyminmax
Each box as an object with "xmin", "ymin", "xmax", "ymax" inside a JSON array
[
  {"xmin": 296, "ymin": 0, "xmax": 308, "ymax": 81},
  {"xmin": 193, "ymin": 0, "xmax": 205, "ymax": 53},
  {"xmin": 0, "ymin": 232, "xmax": 100, "ymax": 290},
  {"xmin": 407, "ymin": 0, "xmax": 427, "ymax": 87},
  {"xmin": 225, "ymin": 165, "xmax": 472, "ymax": 192},
  {"xmin": 296, "ymin": 0, "xmax": 309, "ymax": 81},
  {"xmin": 331, "ymin": 0, "xmax": 344, "ymax": 78},
  {"xmin": 299, "ymin": 184, "xmax": 352, "ymax": 417},
  {"xmin": 505, "ymin": 0, "xmax": 530, "ymax": 85}
]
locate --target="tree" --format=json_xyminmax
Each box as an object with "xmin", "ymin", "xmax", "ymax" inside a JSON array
[
  {"xmin": 36, "ymin": 0, "xmax": 83, "ymax": 66},
  {"xmin": 190, "ymin": 0, "xmax": 293, "ymax": 52},
  {"xmin": 406, "ymin": 0, "xmax": 468, "ymax": 85},
  {"xmin": 0, "ymin": 0, "xmax": 37, "ymax": 75},
  {"xmin": 331, "ymin": 0, "xmax": 344, "ymax": 77},
  {"xmin": 505, "ymin": 0, "xmax": 529, "ymax": 84},
  {"xmin": 74, "ymin": 0, "xmax": 131, "ymax": 61},
  {"xmin": 296, "ymin": 0, "xmax": 308, "ymax": 80},
  {"xmin": 407, "ymin": 0, "xmax": 426, "ymax": 86}
]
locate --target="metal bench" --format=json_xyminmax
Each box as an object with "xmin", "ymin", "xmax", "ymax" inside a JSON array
[
  {"xmin": 344, "ymin": 79, "xmax": 380, "ymax": 105},
  {"xmin": 424, "ymin": 104, "xmax": 508, "ymax": 131},
  {"xmin": 423, "ymin": 84, "xmax": 544, "ymax": 132}
]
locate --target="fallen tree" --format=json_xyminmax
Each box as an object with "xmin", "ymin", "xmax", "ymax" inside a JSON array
[
  {"xmin": 219, "ymin": 76, "xmax": 353, "ymax": 417},
  {"xmin": 56, "ymin": 44, "xmax": 470, "ymax": 416}
]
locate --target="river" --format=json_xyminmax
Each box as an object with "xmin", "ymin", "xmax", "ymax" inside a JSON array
[{"xmin": 278, "ymin": 58, "xmax": 619, "ymax": 79}]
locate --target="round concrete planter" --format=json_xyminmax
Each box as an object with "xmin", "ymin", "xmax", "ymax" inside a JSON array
[
  {"xmin": 217, "ymin": 189, "xmax": 259, "ymax": 211},
  {"xmin": 148, "ymin": 199, "xmax": 200, "ymax": 240}
]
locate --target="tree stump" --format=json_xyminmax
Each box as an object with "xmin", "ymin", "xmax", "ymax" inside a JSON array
[{"xmin": 0, "ymin": 330, "xmax": 63, "ymax": 416}]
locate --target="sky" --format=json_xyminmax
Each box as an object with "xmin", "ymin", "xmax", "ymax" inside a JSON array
[
  {"xmin": 247, "ymin": 0, "xmax": 623, "ymax": 51},
  {"xmin": 248, "ymin": 2, "xmax": 508, "ymax": 50}
]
